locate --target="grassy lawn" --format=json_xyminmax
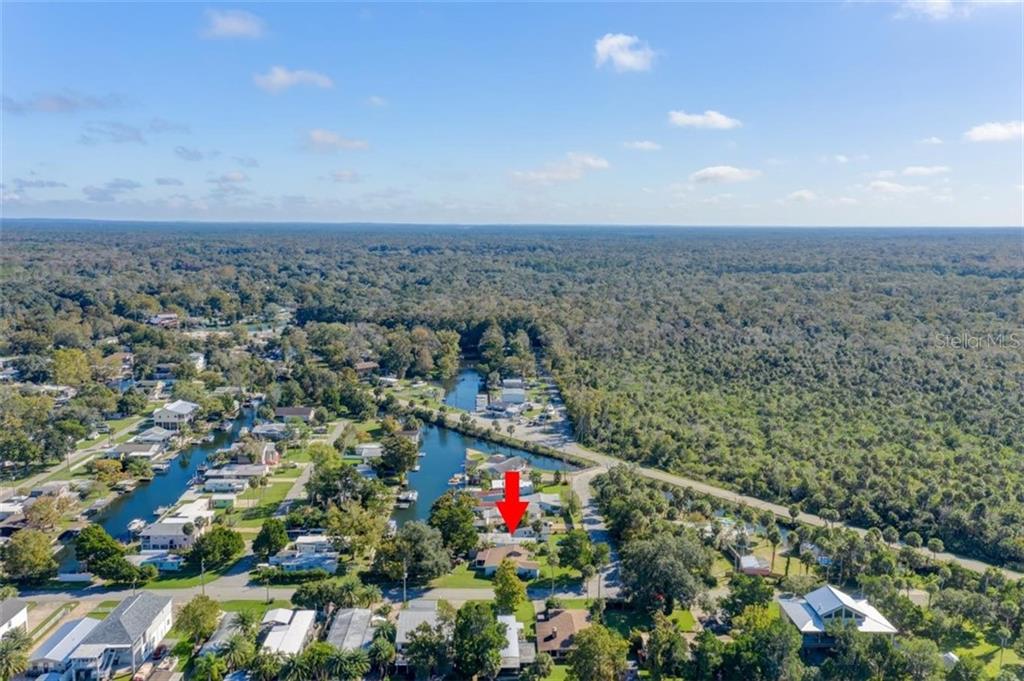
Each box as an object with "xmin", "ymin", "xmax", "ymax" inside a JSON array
[
  {"xmin": 955, "ymin": 625, "xmax": 1022, "ymax": 676},
  {"xmin": 282, "ymin": 448, "xmax": 314, "ymax": 464},
  {"xmin": 515, "ymin": 599, "xmax": 536, "ymax": 639},
  {"xmin": 430, "ymin": 562, "xmax": 494, "ymax": 589},
  {"xmin": 221, "ymin": 599, "xmax": 292, "ymax": 615},
  {"xmin": 144, "ymin": 560, "xmax": 239, "ymax": 589},
  {"xmin": 231, "ymin": 481, "xmax": 293, "ymax": 528},
  {"xmin": 271, "ymin": 465, "xmax": 305, "ymax": 479},
  {"xmin": 604, "ymin": 607, "xmax": 696, "ymax": 637},
  {"xmin": 545, "ymin": 665, "xmax": 569, "ymax": 680},
  {"xmin": 529, "ymin": 536, "xmax": 582, "ymax": 590},
  {"xmin": 87, "ymin": 599, "xmax": 121, "ymax": 619}
]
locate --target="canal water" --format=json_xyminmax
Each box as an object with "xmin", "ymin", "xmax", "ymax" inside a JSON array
[
  {"xmin": 393, "ymin": 368, "xmax": 574, "ymax": 525},
  {"xmin": 60, "ymin": 408, "xmax": 256, "ymax": 569}
]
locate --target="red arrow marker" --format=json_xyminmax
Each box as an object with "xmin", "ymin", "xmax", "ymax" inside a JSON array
[{"xmin": 496, "ymin": 470, "xmax": 529, "ymax": 534}]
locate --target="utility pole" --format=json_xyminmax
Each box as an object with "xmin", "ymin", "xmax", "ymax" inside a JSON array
[
  {"xmin": 402, "ymin": 559, "xmax": 408, "ymax": 605},
  {"xmin": 200, "ymin": 556, "xmax": 206, "ymax": 596}
]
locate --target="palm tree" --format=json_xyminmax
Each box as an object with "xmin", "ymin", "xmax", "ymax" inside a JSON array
[
  {"xmin": 330, "ymin": 649, "xmax": 370, "ymax": 681},
  {"xmin": 232, "ymin": 609, "xmax": 261, "ymax": 641},
  {"xmin": 248, "ymin": 651, "xmax": 285, "ymax": 681},
  {"xmin": 193, "ymin": 653, "xmax": 228, "ymax": 681},
  {"xmin": 220, "ymin": 634, "xmax": 255, "ymax": 670},
  {"xmin": 0, "ymin": 630, "xmax": 31, "ymax": 681},
  {"xmin": 369, "ymin": 637, "xmax": 396, "ymax": 676}
]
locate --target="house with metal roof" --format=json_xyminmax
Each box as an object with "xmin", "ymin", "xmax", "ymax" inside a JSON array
[
  {"xmin": 152, "ymin": 400, "xmax": 199, "ymax": 431},
  {"xmin": 260, "ymin": 609, "xmax": 315, "ymax": 656},
  {"xmin": 198, "ymin": 613, "xmax": 238, "ymax": 657},
  {"xmin": 68, "ymin": 592, "xmax": 173, "ymax": 680},
  {"xmin": 325, "ymin": 609, "xmax": 377, "ymax": 652},
  {"xmin": 497, "ymin": 614, "xmax": 535, "ymax": 670},
  {"xmin": 0, "ymin": 598, "xmax": 28, "ymax": 637},
  {"xmin": 778, "ymin": 585, "xmax": 897, "ymax": 648},
  {"xmin": 29, "ymin": 618, "xmax": 101, "ymax": 679}
]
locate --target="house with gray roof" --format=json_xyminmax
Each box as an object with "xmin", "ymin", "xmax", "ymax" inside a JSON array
[
  {"xmin": 0, "ymin": 598, "xmax": 28, "ymax": 637},
  {"xmin": 779, "ymin": 584, "xmax": 897, "ymax": 649},
  {"xmin": 325, "ymin": 609, "xmax": 377, "ymax": 652},
  {"xmin": 69, "ymin": 592, "xmax": 173, "ymax": 680},
  {"xmin": 198, "ymin": 613, "xmax": 239, "ymax": 657},
  {"xmin": 396, "ymin": 600, "xmax": 442, "ymax": 668}
]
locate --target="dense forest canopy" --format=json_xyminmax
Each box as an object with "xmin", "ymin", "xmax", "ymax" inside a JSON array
[{"xmin": 2, "ymin": 222, "xmax": 1022, "ymax": 566}]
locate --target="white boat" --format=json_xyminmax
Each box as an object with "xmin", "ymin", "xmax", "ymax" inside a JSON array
[
  {"xmin": 153, "ymin": 505, "xmax": 169, "ymax": 516},
  {"xmin": 412, "ymin": 465, "xmax": 421, "ymax": 472},
  {"xmin": 397, "ymin": 490, "xmax": 419, "ymax": 503},
  {"xmin": 128, "ymin": 519, "xmax": 147, "ymax": 534},
  {"xmin": 418, "ymin": 451, "xmax": 427, "ymax": 458}
]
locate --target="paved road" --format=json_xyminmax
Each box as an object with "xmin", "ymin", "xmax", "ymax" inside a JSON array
[
  {"xmin": 0, "ymin": 414, "xmax": 151, "ymax": 501},
  {"xmin": 571, "ymin": 466, "xmax": 622, "ymax": 600},
  {"xmin": 406, "ymin": 379, "xmax": 1024, "ymax": 581}
]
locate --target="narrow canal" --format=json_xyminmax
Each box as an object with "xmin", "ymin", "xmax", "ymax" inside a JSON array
[
  {"xmin": 60, "ymin": 408, "xmax": 256, "ymax": 569},
  {"xmin": 392, "ymin": 369, "xmax": 574, "ymax": 525}
]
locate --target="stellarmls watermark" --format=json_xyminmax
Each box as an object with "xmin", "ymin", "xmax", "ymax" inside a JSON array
[{"xmin": 934, "ymin": 331, "xmax": 1023, "ymax": 350}]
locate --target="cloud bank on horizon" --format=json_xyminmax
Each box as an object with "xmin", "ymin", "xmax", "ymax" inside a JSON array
[{"xmin": 1, "ymin": 2, "xmax": 1021, "ymax": 226}]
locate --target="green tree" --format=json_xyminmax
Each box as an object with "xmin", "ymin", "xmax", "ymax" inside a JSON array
[
  {"xmin": 220, "ymin": 634, "xmax": 255, "ymax": 670},
  {"xmin": 452, "ymin": 602, "xmax": 506, "ymax": 679},
  {"xmin": 722, "ymin": 605, "xmax": 804, "ymax": 681},
  {"xmin": 688, "ymin": 629, "xmax": 727, "ymax": 681},
  {"xmin": 404, "ymin": 620, "xmax": 452, "ymax": 680},
  {"xmin": 0, "ymin": 629, "xmax": 31, "ymax": 681},
  {"xmin": 428, "ymin": 491, "xmax": 479, "ymax": 556},
  {"xmin": 377, "ymin": 434, "xmax": 419, "ymax": 477},
  {"xmin": 373, "ymin": 521, "xmax": 449, "ymax": 584},
  {"xmin": 177, "ymin": 595, "xmax": 222, "ymax": 641},
  {"xmin": 1, "ymin": 529, "xmax": 57, "ymax": 582},
  {"xmin": 566, "ymin": 625, "xmax": 628, "ymax": 681},
  {"xmin": 253, "ymin": 519, "xmax": 289, "ymax": 560},
  {"xmin": 52, "ymin": 348, "xmax": 91, "ymax": 386},
  {"xmin": 721, "ymin": 574, "xmax": 774, "ymax": 620},
  {"xmin": 193, "ymin": 652, "xmax": 227, "ymax": 681},
  {"xmin": 620, "ymin": 531, "xmax": 710, "ymax": 614},
  {"xmin": 557, "ymin": 529, "xmax": 594, "ymax": 572},
  {"xmin": 644, "ymin": 612, "xmax": 688, "ymax": 680},
  {"xmin": 521, "ymin": 652, "xmax": 554, "ymax": 681},
  {"xmin": 493, "ymin": 558, "xmax": 527, "ymax": 614},
  {"xmin": 188, "ymin": 526, "xmax": 245, "ymax": 569}
]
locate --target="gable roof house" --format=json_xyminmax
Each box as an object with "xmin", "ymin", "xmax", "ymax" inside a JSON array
[
  {"xmin": 69, "ymin": 593, "xmax": 173, "ymax": 680},
  {"xmin": 152, "ymin": 400, "xmax": 199, "ymax": 431},
  {"xmin": 474, "ymin": 545, "xmax": 540, "ymax": 579},
  {"xmin": 30, "ymin": 618, "xmax": 101, "ymax": 679},
  {"xmin": 260, "ymin": 610, "xmax": 316, "ymax": 656},
  {"xmin": 275, "ymin": 406, "xmax": 316, "ymax": 423},
  {"xmin": 779, "ymin": 585, "xmax": 897, "ymax": 648},
  {"xmin": 326, "ymin": 609, "xmax": 377, "ymax": 653},
  {"xmin": 497, "ymin": 614, "xmax": 535, "ymax": 670},
  {"xmin": 0, "ymin": 598, "xmax": 28, "ymax": 637},
  {"xmin": 396, "ymin": 600, "xmax": 441, "ymax": 655},
  {"xmin": 536, "ymin": 609, "xmax": 591, "ymax": 659}
]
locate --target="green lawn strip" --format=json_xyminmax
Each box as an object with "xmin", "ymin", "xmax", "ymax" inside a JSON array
[
  {"xmin": 429, "ymin": 562, "xmax": 494, "ymax": 589},
  {"xmin": 544, "ymin": 665, "xmax": 569, "ymax": 680},
  {"xmin": 282, "ymin": 449, "xmax": 313, "ymax": 464},
  {"xmin": 269, "ymin": 465, "xmax": 305, "ymax": 479},
  {"xmin": 514, "ymin": 599, "xmax": 536, "ymax": 639},
  {"xmin": 230, "ymin": 481, "xmax": 293, "ymax": 528},
  {"xmin": 144, "ymin": 560, "xmax": 239, "ymax": 589},
  {"xmin": 87, "ymin": 599, "xmax": 121, "ymax": 619},
  {"xmin": 29, "ymin": 601, "xmax": 78, "ymax": 641}
]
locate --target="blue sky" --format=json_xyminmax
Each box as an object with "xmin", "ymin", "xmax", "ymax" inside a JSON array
[{"xmin": 2, "ymin": 1, "xmax": 1022, "ymax": 225}]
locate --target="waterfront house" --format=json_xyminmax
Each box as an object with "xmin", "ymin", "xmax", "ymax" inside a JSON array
[
  {"xmin": 355, "ymin": 443, "xmax": 384, "ymax": 461},
  {"xmin": 474, "ymin": 546, "xmax": 540, "ymax": 579},
  {"xmin": 133, "ymin": 427, "xmax": 175, "ymax": 447},
  {"xmin": 210, "ymin": 493, "xmax": 237, "ymax": 509},
  {"xmin": 30, "ymin": 481, "xmax": 73, "ymax": 499},
  {"xmin": 204, "ymin": 463, "xmax": 270, "ymax": 479},
  {"xmin": 778, "ymin": 585, "xmax": 897, "ymax": 648},
  {"xmin": 69, "ymin": 593, "xmax": 173, "ymax": 681},
  {"xmin": 325, "ymin": 609, "xmax": 377, "ymax": 653},
  {"xmin": 204, "ymin": 478, "xmax": 248, "ymax": 494},
  {"xmin": 536, "ymin": 610, "xmax": 591, "ymax": 659},
  {"xmin": 105, "ymin": 442, "xmax": 162, "ymax": 461},
  {"xmin": 0, "ymin": 598, "xmax": 28, "ymax": 636},
  {"xmin": 471, "ymin": 454, "xmax": 529, "ymax": 480},
  {"xmin": 140, "ymin": 499, "xmax": 214, "ymax": 551},
  {"xmin": 275, "ymin": 406, "xmax": 315, "ymax": 423},
  {"xmin": 260, "ymin": 610, "xmax": 315, "ymax": 656},
  {"xmin": 152, "ymin": 400, "xmax": 199, "ymax": 431},
  {"xmin": 251, "ymin": 423, "xmax": 290, "ymax": 441}
]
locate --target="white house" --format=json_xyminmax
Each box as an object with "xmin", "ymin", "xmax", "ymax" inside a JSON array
[
  {"xmin": 261, "ymin": 610, "xmax": 315, "ymax": 656},
  {"xmin": 0, "ymin": 598, "xmax": 28, "ymax": 637},
  {"xmin": 779, "ymin": 585, "xmax": 897, "ymax": 648},
  {"xmin": 105, "ymin": 442, "xmax": 162, "ymax": 461},
  {"xmin": 69, "ymin": 593, "xmax": 173, "ymax": 680},
  {"xmin": 29, "ymin": 618, "xmax": 101, "ymax": 679},
  {"xmin": 187, "ymin": 352, "xmax": 206, "ymax": 372},
  {"xmin": 140, "ymin": 500, "xmax": 214, "ymax": 551},
  {"xmin": 152, "ymin": 400, "xmax": 199, "ymax": 431},
  {"xmin": 203, "ymin": 478, "xmax": 248, "ymax": 494},
  {"xmin": 133, "ymin": 427, "xmax": 175, "ymax": 447}
]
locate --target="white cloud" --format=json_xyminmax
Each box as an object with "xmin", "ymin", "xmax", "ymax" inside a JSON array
[
  {"xmin": 330, "ymin": 170, "xmax": 361, "ymax": 183},
  {"xmin": 834, "ymin": 196, "xmax": 859, "ymax": 206},
  {"xmin": 784, "ymin": 189, "xmax": 818, "ymax": 203},
  {"xmin": 513, "ymin": 152, "xmax": 610, "ymax": 184},
  {"xmin": 919, "ymin": 136, "xmax": 944, "ymax": 145},
  {"xmin": 306, "ymin": 129, "xmax": 369, "ymax": 152},
  {"xmin": 902, "ymin": 165, "xmax": 950, "ymax": 176},
  {"xmin": 668, "ymin": 110, "xmax": 742, "ymax": 130},
  {"xmin": 899, "ymin": 0, "xmax": 957, "ymax": 20},
  {"xmin": 366, "ymin": 95, "xmax": 388, "ymax": 107},
  {"xmin": 594, "ymin": 34, "xmax": 655, "ymax": 72},
  {"xmin": 201, "ymin": 9, "xmax": 265, "ymax": 39},
  {"xmin": 868, "ymin": 180, "xmax": 926, "ymax": 194},
  {"xmin": 689, "ymin": 165, "xmax": 761, "ymax": 184},
  {"xmin": 254, "ymin": 67, "xmax": 334, "ymax": 94},
  {"xmin": 622, "ymin": 140, "xmax": 661, "ymax": 151},
  {"xmin": 964, "ymin": 120, "xmax": 1024, "ymax": 142},
  {"xmin": 834, "ymin": 154, "xmax": 850, "ymax": 164}
]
